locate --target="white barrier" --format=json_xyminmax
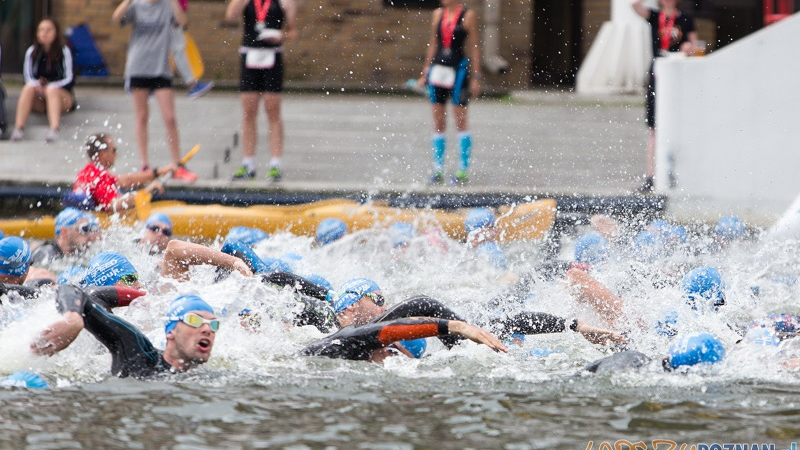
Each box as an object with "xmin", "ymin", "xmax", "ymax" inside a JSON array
[{"xmin": 654, "ymin": 13, "xmax": 800, "ymax": 225}]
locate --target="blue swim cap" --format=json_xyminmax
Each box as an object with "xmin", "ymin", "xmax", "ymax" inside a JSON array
[
  {"xmin": 465, "ymin": 208, "xmax": 495, "ymax": 234},
  {"xmin": 655, "ymin": 310, "xmax": 679, "ymax": 337},
  {"xmin": 716, "ymin": 216, "xmax": 746, "ymax": 240},
  {"xmin": 57, "ymin": 265, "xmax": 87, "ymax": 285},
  {"xmin": 55, "ymin": 207, "xmax": 85, "ymax": 235},
  {"xmin": 389, "ymin": 222, "xmax": 415, "ymax": 248},
  {"xmin": 316, "ymin": 219, "xmax": 348, "ymax": 246},
  {"xmin": 574, "ymin": 233, "xmax": 609, "ymax": 265},
  {"xmin": 334, "ymin": 278, "xmax": 381, "ymax": 313},
  {"xmin": 0, "ymin": 371, "xmax": 49, "ymax": 389},
  {"xmin": 0, "ymin": 237, "xmax": 32, "ymax": 277},
  {"xmin": 225, "ymin": 226, "xmax": 268, "ymax": 247},
  {"xmin": 632, "ymin": 230, "xmax": 665, "ymax": 263},
  {"xmin": 306, "ymin": 274, "xmax": 333, "ymax": 291},
  {"xmin": 668, "ymin": 333, "xmax": 725, "ymax": 368},
  {"xmin": 164, "ymin": 295, "xmax": 215, "ymax": 334},
  {"xmin": 648, "ymin": 219, "xmax": 671, "ymax": 233},
  {"xmin": 145, "ymin": 212, "xmax": 173, "ymax": 229},
  {"xmin": 681, "ymin": 267, "xmax": 725, "ymax": 308},
  {"xmin": 477, "ymin": 242, "xmax": 508, "ymax": 269},
  {"xmin": 668, "ymin": 225, "xmax": 688, "ymax": 244},
  {"xmin": 81, "ymin": 252, "xmax": 137, "ymax": 287},
  {"xmin": 262, "ymin": 257, "xmax": 292, "ymax": 273},
  {"xmin": 398, "ymin": 338, "xmax": 427, "ymax": 358}
]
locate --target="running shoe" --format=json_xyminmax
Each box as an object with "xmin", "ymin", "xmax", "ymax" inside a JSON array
[
  {"xmin": 188, "ymin": 81, "xmax": 214, "ymax": 100},
  {"xmin": 173, "ymin": 165, "xmax": 198, "ymax": 182},
  {"xmin": 450, "ymin": 170, "xmax": 469, "ymax": 186},
  {"xmin": 267, "ymin": 166, "xmax": 282, "ymax": 181},
  {"xmin": 429, "ymin": 171, "xmax": 444, "ymax": 185},
  {"xmin": 45, "ymin": 128, "xmax": 59, "ymax": 143},
  {"xmin": 0, "ymin": 128, "xmax": 8, "ymax": 141},
  {"xmin": 231, "ymin": 166, "xmax": 256, "ymax": 181},
  {"xmin": 10, "ymin": 128, "xmax": 24, "ymax": 142}
]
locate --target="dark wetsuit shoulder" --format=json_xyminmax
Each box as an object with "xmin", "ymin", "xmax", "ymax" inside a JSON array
[
  {"xmin": 582, "ymin": 351, "xmax": 652, "ymax": 374},
  {"xmin": 30, "ymin": 241, "xmax": 64, "ymax": 265}
]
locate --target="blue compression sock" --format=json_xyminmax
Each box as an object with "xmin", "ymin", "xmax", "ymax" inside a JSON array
[
  {"xmin": 432, "ymin": 133, "xmax": 446, "ymax": 173},
  {"xmin": 458, "ymin": 132, "xmax": 472, "ymax": 172}
]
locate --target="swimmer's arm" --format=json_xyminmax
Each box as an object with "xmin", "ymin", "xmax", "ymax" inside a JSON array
[
  {"xmin": 574, "ymin": 319, "xmax": 627, "ymax": 346},
  {"xmin": 565, "ymin": 267, "xmax": 625, "ymax": 328},
  {"xmin": 261, "ymin": 271, "xmax": 329, "ymax": 301},
  {"xmin": 375, "ymin": 318, "xmax": 507, "ymax": 353},
  {"xmin": 225, "ymin": 0, "xmax": 249, "ymax": 21},
  {"xmin": 163, "ymin": 240, "xmax": 254, "ymax": 281},
  {"xmin": 31, "ymin": 285, "xmax": 89, "ymax": 356}
]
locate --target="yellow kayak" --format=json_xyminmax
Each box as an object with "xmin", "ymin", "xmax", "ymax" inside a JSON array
[{"xmin": 0, "ymin": 198, "xmax": 557, "ymax": 242}]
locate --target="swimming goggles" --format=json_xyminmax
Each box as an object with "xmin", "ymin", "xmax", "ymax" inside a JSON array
[
  {"xmin": 363, "ymin": 292, "xmax": 385, "ymax": 306},
  {"xmin": 147, "ymin": 225, "xmax": 173, "ymax": 237},
  {"xmin": 76, "ymin": 223, "xmax": 100, "ymax": 234},
  {"xmin": 180, "ymin": 312, "xmax": 221, "ymax": 332},
  {"xmin": 118, "ymin": 274, "xmax": 139, "ymax": 286}
]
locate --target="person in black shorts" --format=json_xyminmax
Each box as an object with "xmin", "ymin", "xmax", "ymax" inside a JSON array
[
  {"xmin": 226, "ymin": 0, "xmax": 298, "ymax": 182},
  {"xmin": 632, "ymin": 0, "xmax": 697, "ymax": 192},
  {"xmin": 417, "ymin": 0, "xmax": 481, "ymax": 185},
  {"xmin": 31, "ymin": 285, "xmax": 219, "ymax": 378}
]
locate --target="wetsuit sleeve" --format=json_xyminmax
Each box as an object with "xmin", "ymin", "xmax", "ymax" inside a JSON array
[
  {"xmin": 489, "ymin": 312, "xmax": 567, "ymax": 339},
  {"xmin": 293, "ymin": 296, "xmax": 336, "ymax": 333},
  {"xmin": 84, "ymin": 286, "xmax": 147, "ymax": 308},
  {"xmin": 55, "ymin": 285, "xmax": 165, "ymax": 378},
  {"xmin": 301, "ymin": 317, "xmax": 450, "ymax": 361},
  {"xmin": 261, "ymin": 272, "xmax": 330, "ymax": 301},
  {"xmin": 373, "ymin": 296, "xmax": 465, "ymax": 349},
  {"xmin": 0, "ymin": 283, "xmax": 41, "ymax": 301}
]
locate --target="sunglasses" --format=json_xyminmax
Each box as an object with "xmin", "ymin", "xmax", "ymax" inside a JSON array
[
  {"xmin": 180, "ymin": 312, "xmax": 220, "ymax": 332},
  {"xmin": 147, "ymin": 225, "xmax": 172, "ymax": 237},
  {"xmin": 118, "ymin": 273, "xmax": 139, "ymax": 286},
  {"xmin": 76, "ymin": 223, "xmax": 100, "ymax": 234},
  {"xmin": 355, "ymin": 291, "xmax": 384, "ymax": 306}
]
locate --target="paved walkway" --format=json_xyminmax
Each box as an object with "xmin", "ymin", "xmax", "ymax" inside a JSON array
[{"xmin": 0, "ymin": 85, "xmax": 649, "ymax": 198}]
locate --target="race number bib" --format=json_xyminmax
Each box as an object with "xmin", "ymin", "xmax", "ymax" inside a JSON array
[
  {"xmin": 428, "ymin": 64, "xmax": 456, "ymax": 88},
  {"xmin": 245, "ymin": 48, "xmax": 276, "ymax": 69}
]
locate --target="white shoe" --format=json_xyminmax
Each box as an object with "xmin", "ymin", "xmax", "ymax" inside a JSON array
[
  {"xmin": 45, "ymin": 128, "xmax": 59, "ymax": 143},
  {"xmin": 10, "ymin": 128, "xmax": 23, "ymax": 142}
]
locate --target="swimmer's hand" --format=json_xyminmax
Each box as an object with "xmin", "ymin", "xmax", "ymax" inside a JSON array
[
  {"xmin": 575, "ymin": 319, "xmax": 627, "ymax": 346},
  {"xmin": 448, "ymin": 320, "xmax": 508, "ymax": 353},
  {"xmin": 232, "ymin": 259, "xmax": 254, "ymax": 277},
  {"xmin": 30, "ymin": 312, "xmax": 85, "ymax": 357}
]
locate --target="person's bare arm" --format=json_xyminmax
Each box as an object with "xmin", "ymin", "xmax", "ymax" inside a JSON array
[
  {"xmin": 112, "ymin": 0, "xmax": 135, "ymax": 25},
  {"xmin": 171, "ymin": 0, "xmax": 187, "ymax": 27},
  {"xmin": 631, "ymin": 0, "xmax": 650, "ymax": 19},
  {"xmin": 162, "ymin": 240, "xmax": 253, "ymax": 280},
  {"xmin": 118, "ymin": 164, "xmax": 176, "ymax": 190},
  {"xmin": 565, "ymin": 267, "xmax": 625, "ymax": 327},
  {"xmin": 464, "ymin": 9, "xmax": 481, "ymax": 98},
  {"xmin": 30, "ymin": 311, "xmax": 85, "ymax": 356},
  {"xmin": 575, "ymin": 319, "xmax": 626, "ymax": 346},
  {"xmin": 225, "ymin": 0, "xmax": 249, "ymax": 22},
  {"xmin": 417, "ymin": 8, "xmax": 442, "ymax": 85},
  {"xmin": 282, "ymin": 0, "xmax": 298, "ymax": 42},
  {"xmin": 680, "ymin": 31, "xmax": 699, "ymax": 54}
]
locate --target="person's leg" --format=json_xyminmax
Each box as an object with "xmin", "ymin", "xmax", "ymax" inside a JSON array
[
  {"xmin": 153, "ymin": 87, "xmax": 181, "ymax": 164},
  {"xmin": 453, "ymin": 105, "xmax": 471, "ymax": 177},
  {"xmin": 0, "ymin": 81, "xmax": 8, "ymax": 136},
  {"xmin": 131, "ymin": 88, "xmax": 151, "ymax": 168},
  {"xmin": 234, "ymin": 92, "xmax": 261, "ymax": 178},
  {"xmin": 263, "ymin": 92, "xmax": 283, "ymax": 176},
  {"xmin": 431, "ymin": 103, "xmax": 447, "ymax": 180},
  {"xmin": 13, "ymin": 84, "xmax": 40, "ymax": 136},
  {"xmin": 44, "ymin": 88, "xmax": 74, "ymax": 131}
]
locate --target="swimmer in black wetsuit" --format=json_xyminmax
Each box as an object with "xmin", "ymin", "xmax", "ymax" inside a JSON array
[
  {"xmin": 31, "ymin": 285, "xmax": 219, "ymax": 378},
  {"xmin": 30, "ymin": 208, "xmax": 101, "ymax": 266},
  {"xmin": 301, "ymin": 316, "xmax": 507, "ymax": 361}
]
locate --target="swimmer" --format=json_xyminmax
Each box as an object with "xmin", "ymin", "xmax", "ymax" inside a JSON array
[
  {"xmin": 32, "ymin": 287, "xmax": 217, "ymax": 378},
  {"xmin": 315, "ymin": 218, "xmax": 347, "ymax": 246},
  {"xmin": 137, "ymin": 213, "xmax": 173, "ymax": 254},
  {"xmin": 581, "ymin": 332, "xmax": 724, "ymax": 374},
  {"xmin": 0, "ymin": 237, "xmax": 33, "ymax": 286},
  {"xmin": 31, "ymin": 208, "xmax": 101, "ymax": 265},
  {"xmin": 72, "ymin": 133, "xmax": 178, "ymax": 212}
]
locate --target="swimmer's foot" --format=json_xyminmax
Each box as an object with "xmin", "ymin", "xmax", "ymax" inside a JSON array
[
  {"xmin": 231, "ymin": 166, "xmax": 256, "ymax": 181},
  {"xmin": 267, "ymin": 166, "xmax": 282, "ymax": 182}
]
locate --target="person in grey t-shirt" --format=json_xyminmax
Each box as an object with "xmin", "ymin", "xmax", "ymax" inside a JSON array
[{"xmin": 112, "ymin": 0, "xmax": 198, "ymax": 183}]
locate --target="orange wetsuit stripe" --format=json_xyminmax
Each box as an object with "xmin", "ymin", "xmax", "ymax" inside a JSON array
[{"xmin": 377, "ymin": 323, "xmax": 440, "ymax": 345}]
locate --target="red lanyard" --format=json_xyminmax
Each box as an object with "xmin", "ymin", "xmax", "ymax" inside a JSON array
[
  {"xmin": 253, "ymin": 0, "xmax": 273, "ymax": 23},
  {"xmin": 440, "ymin": 6, "xmax": 463, "ymax": 50},
  {"xmin": 658, "ymin": 11, "xmax": 677, "ymax": 51}
]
